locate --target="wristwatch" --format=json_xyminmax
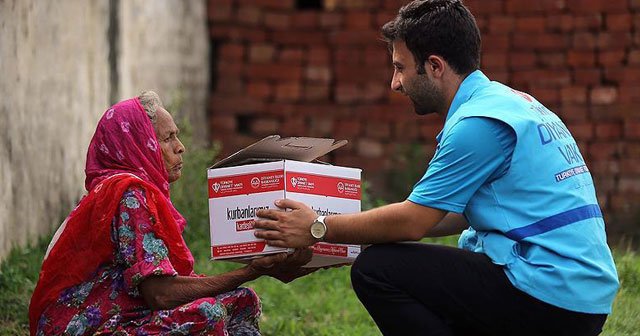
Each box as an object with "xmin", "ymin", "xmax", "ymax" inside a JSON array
[{"xmin": 310, "ymin": 215, "xmax": 327, "ymax": 241}]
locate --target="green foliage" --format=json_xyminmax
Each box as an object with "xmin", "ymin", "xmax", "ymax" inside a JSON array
[
  {"xmin": 361, "ymin": 180, "xmax": 387, "ymax": 211},
  {"xmin": 249, "ymin": 267, "xmax": 379, "ymax": 336},
  {"xmin": 602, "ymin": 288, "xmax": 640, "ymax": 335},
  {"xmin": 0, "ymin": 237, "xmax": 49, "ymax": 334},
  {"xmin": 385, "ymin": 144, "xmax": 432, "ymax": 202},
  {"xmin": 599, "ymin": 249, "xmax": 640, "ymax": 336},
  {"xmin": 614, "ymin": 250, "xmax": 640, "ymax": 295}
]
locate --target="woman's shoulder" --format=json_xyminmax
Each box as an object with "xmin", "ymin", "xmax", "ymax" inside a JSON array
[{"xmin": 119, "ymin": 186, "xmax": 149, "ymax": 209}]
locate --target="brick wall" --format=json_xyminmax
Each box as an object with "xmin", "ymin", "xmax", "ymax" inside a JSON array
[{"xmin": 207, "ymin": 0, "xmax": 640, "ymax": 238}]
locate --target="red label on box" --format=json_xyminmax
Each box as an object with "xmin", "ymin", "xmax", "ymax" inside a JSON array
[
  {"xmin": 209, "ymin": 170, "xmax": 285, "ymax": 198},
  {"xmin": 212, "ymin": 241, "xmax": 267, "ymax": 257},
  {"xmin": 287, "ymin": 172, "xmax": 361, "ymax": 200},
  {"xmin": 235, "ymin": 219, "xmax": 255, "ymax": 232},
  {"xmin": 310, "ymin": 243, "xmax": 348, "ymax": 257}
]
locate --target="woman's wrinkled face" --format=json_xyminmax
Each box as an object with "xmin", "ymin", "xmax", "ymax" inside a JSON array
[{"xmin": 154, "ymin": 108, "xmax": 185, "ymax": 183}]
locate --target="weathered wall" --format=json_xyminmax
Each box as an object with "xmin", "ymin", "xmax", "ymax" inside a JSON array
[
  {"xmin": 0, "ymin": 0, "xmax": 209, "ymax": 262},
  {"xmin": 119, "ymin": 0, "xmax": 209, "ymax": 142},
  {"xmin": 0, "ymin": 0, "xmax": 111, "ymax": 262},
  {"xmin": 207, "ymin": 0, "xmax": 640, "ymax": 239}
]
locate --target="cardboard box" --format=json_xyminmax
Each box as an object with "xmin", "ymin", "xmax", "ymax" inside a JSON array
[{"xmin": 207, "ymin": 135, "xmax": 362, "ymax": 267}]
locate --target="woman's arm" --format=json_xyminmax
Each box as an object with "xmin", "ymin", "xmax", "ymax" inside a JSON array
[
  {"xmin": 139, "ymin": 265, "xmax": 260, "ymax": 310},
  {"xmin": 139, "ymin": 249, "xmax": 312, "ymax": 310}
]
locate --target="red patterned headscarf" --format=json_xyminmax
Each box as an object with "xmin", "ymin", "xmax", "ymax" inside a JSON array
[
  {"xmin": 83, "ymin": 97, "xmax": 187, "ymax": 231},
  {"xmin": 29, "ymin": 98, "xmax": 194, "ymax": 334}
]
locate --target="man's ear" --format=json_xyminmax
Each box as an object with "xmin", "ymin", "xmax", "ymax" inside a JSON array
[{"xmin": 425, "ymin": 55, "xmax": 446, "ymax": 79}]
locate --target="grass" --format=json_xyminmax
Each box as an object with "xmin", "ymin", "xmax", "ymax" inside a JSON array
[
  {"xmin": 0, "ymin": 237, "xmax": 50, "ymax": 335},
  {"xmin": 2, "ymin": 138, "xmax": 639, "ymax": 335}
]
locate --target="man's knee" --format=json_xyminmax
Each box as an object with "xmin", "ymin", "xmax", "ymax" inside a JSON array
[
  {"xmin": 351, "ymin": 244, "xmax": 396, "ymax": 288},
  {"xmin": 351, "ymin": 243, "xmax": 450, "ymax": 288}
]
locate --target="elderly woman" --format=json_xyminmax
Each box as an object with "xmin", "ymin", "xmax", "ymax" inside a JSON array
[{"xmin": 29, "ymin": 92, "xmax": 310, "ymax": 335}]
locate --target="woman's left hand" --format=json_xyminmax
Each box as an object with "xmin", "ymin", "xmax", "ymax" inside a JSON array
[{"xmin": 249, "ymin": 248, "xmax": 316, "ymax": 283}]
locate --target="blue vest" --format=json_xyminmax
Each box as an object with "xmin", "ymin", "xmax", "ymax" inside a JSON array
[{"xmin": 449, "ymin": 71, "xmax": 619, "ymax": 314}]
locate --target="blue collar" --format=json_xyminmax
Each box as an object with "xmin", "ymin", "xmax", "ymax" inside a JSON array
[{"xmin": 436, "ymin": 70, "xmax": 490, "ymax": 142}]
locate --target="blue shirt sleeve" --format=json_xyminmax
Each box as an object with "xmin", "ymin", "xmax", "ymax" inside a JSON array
[{"xmin": 407, "ymin": 117, "xmax": 515, "ymax": 213}]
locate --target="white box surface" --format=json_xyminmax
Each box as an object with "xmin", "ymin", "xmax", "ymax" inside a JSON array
[{"xmin": 208, "ymin": 159, "xmax": 362, "ymax": 267}]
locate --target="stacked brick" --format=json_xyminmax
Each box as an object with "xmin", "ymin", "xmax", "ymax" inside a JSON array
[{"xmin": 208, "ymin": 0, "xmax": 640, "ymax": 237}]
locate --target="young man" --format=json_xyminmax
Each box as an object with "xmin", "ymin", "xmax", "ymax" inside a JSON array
[{"xmin": 254, "ymin": 1, "xmax": 619, "ymax": 335}]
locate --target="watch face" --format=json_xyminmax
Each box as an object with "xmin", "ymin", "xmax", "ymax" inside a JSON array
[{"xmin": 310, "ymin": 222, "xmax": 326, "ymax": 239}]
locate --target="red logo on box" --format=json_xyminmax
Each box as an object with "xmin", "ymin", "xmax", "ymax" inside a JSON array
[
  {"xmin": 286, "ymin": 172, "xmax": 360, "ymax": 200},
  {"xmin": 209, "ymin": 170, "xmax": 284, "ymax": 198},
  {"xmin": 251, "ymin": 177, "xmax": 260, "ymax": 188}
]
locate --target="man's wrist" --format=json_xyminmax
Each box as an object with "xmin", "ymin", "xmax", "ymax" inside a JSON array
[
  {"xmin": 323, "ymin": 215, "xmax": 332, "ymax": 242},
  {"xmin": 322, "ymin": 216, "xmax": 330, "ymax": 241},
  {"xmin": 310, "ymin": 215, "xmax": 328, "ymax": 241}
]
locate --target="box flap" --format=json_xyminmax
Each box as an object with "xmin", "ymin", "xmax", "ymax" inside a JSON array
[{"xmin": 210, "ymin": 135, "xmax": 348, "ymax": 169}]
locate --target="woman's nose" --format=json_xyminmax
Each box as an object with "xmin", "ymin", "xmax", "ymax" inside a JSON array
[{"xmin": 176, "ymin": 138, "xmax": 185, "ymax": 154}]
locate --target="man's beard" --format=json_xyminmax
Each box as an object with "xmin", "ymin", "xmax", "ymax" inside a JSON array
[{"xmin": 406, "ymin": 76, "xmax": 445, "ymax": 116}]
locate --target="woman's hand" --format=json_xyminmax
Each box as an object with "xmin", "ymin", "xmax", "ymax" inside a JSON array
[{"xmin": 249, "ymin": 248, "xmax": 316, "ymax": 283}]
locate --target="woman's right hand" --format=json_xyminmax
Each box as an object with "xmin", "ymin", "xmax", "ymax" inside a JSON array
[{"xmin": 249, "ymin": 248, "xmax": 316, "ymax": 283}]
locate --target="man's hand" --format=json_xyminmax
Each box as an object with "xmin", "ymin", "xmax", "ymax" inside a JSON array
[
  {"xmin": 249, "ymin": 248, "xmax": 316, "ymax": 283},
  {"xmin": 254, "ymin": 199, "xmax": 318, "ymax": 248}
]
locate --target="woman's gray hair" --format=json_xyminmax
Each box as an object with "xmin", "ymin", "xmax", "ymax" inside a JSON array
[{"xmin": 138, "ymin": 90, "xmax": 164, "ymax": 124}]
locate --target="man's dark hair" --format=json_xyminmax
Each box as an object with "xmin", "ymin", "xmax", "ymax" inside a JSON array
[{"xmin": 382, "ymin": 0, "xmax": 481, "ymax": 75}]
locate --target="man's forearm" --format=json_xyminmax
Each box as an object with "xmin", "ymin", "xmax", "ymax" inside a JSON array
[{"xmin": 324, "ymin": 201, "xmax": 446, "ymax": 244}]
